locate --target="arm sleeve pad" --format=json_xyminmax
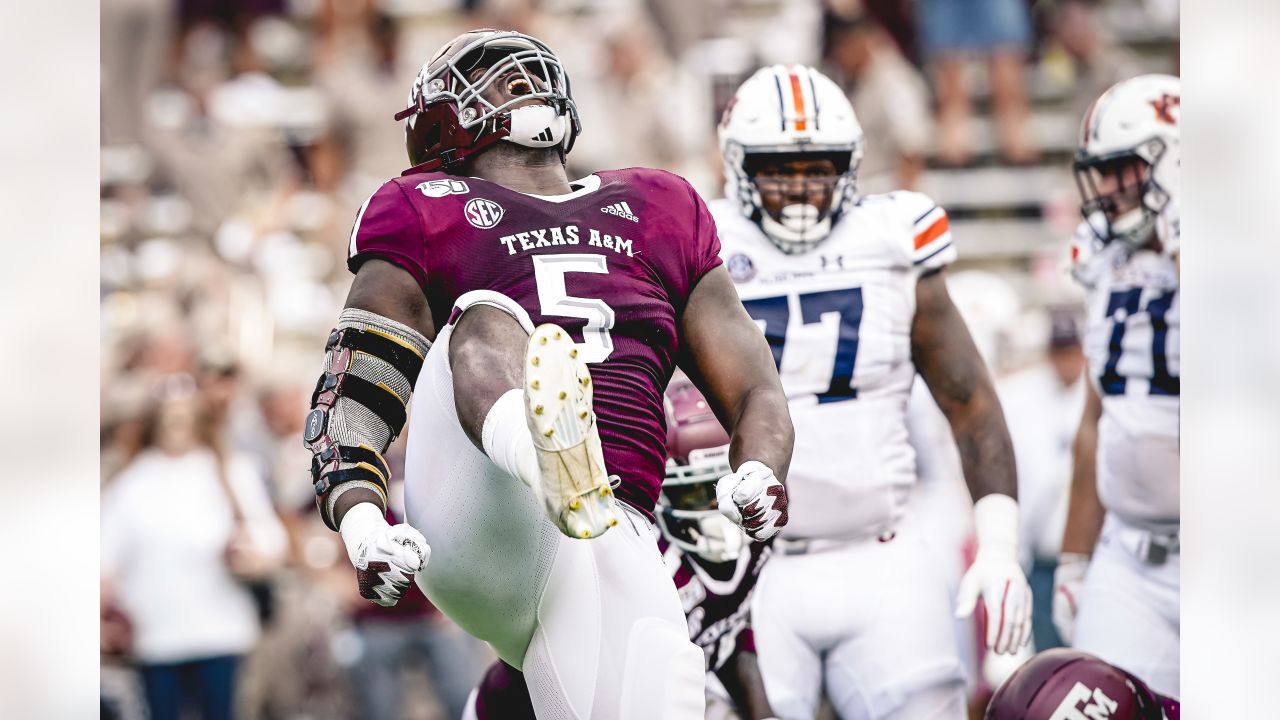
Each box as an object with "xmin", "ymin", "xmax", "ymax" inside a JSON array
[{"xmin": 304, "ymin": 308, "xmax": 431, "ymax": 530}]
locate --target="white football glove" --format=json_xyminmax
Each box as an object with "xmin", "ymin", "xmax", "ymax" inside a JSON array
[
  {"xmin": 716, "ymin": 460, "xmax": 789, "ymax": 542},
  {"xmin": 1052, "ymin": 552, "xmax": 1090, "ymax": 644},
  {"xmin": 955, "ymin": 494, "xmax": 1033, "ymax": 655},
  {"xmin": 339, "ymin": 503, "xmax": 430, "ymax": 607}
]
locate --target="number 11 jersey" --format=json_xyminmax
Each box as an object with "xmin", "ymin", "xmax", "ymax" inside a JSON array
[
  {"xmin": 1071, "ymin": 220, "xmax": 1180, "ymax": 529},
  {"xmin": 710, "ymin": 191, "xmax": 956, "ymax": 541},
  {"xmin": 348, "ymin": 168, "xmax": 723, "ymax": 518}
]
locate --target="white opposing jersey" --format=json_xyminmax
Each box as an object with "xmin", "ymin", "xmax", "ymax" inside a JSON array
[
  {"xmin": 711, "ymin": 192, "xmax": 955, "ymax": 540},
  {"xmin": 1072, "ymin": 222, "xmax": 1180, "ymax": 528}
]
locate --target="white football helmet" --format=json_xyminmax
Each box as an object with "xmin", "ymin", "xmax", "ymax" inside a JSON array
[
  {"xmin": 719, "ymin": 65, "xmax": 864, "ymax": 254},
  {"xmin": 1075, "ymin": 74, "xmax": 1180, "ymax": 249}
]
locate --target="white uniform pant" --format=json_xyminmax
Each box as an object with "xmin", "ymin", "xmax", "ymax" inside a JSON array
[
  {"xmin": 402, "ymin": 291, "xmax": 705, "ymax": 719},
  {"xmin": 752, "ymin": 516, "xmax": 966, "ymax": 720},
  {"xmin": 1073, "ymin": 514, "xmax": 1180, "ymax": 699}
]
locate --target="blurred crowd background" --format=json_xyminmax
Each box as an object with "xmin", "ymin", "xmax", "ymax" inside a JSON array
[{"xmin": 99, "ymin": 0, "xmax": 1178, "ymax": 717}]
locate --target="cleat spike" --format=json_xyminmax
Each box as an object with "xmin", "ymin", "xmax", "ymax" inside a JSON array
[
  {"xmin": 569, "ymin": 348, "xmax": 578, "ymax": 358},
  {"xmin": 531, "ymin": 380, "xmax": 540, "ymax": 390},
  {"xmin": 539, "ymin": 336, "xmax": 547, "ymax": 345},
  {"xmin": 531, "ymin": 356, "xmax": 540, "ymax": 367},
  {"xmin": 554, "ymin": 331, "xmax": 562, "ymax": 340},
  {"xmin": 535, "ymin": 405, "xmax": 544, "ymax": 415},
  {"xmin": 580, "ymin": 529, "xmax": 592, "ymax": 539},
  {"xmin": 581, "ymin": 378, "xmax": 590, "ymax": 387},
  {"xmin": 569, "ymin": 498, "xmax": 582, "ymax": 510},
  {"xmin": 559, "ymin": 391, "xmax": 567, "ymax": 400},
  {"xmin": 609, "ymin": 517, "xmax": 619, "ymax": 527},
  {"xmin": 544, "ymin": 428, "xmax": 555, "ymax": 438},
  {"xmin": 579, "ymin": 410, "xmax": 589, "ymax": 420},
  {"xmin": 600, "ymin": 486, "xmax": 611, "ymax": 496}
]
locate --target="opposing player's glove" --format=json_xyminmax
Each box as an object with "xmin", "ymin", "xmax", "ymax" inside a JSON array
[
  {"xmin": 339, "ymin": 503, "xmax": 430, "ymax": 607},
  {"xmin": 1052, "ymin": 552, "xmax": 1090, "ymax": 644},
  {"xmin": 716, "ymin": 460, "xmax": 789, "ymax": 542},
  {"xmin": 955, "ymin": 494, "xmax": 1033, "ymax": 655}
]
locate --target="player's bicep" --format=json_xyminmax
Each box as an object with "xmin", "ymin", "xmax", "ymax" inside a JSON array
[
  {"xmin": 911, "ymin": 270, "xmax": 993, "ymax": 418},
  {"xmin": 677, "ymin": 265, "xmax": 781, "ymax": 432},
  {"xmin": 344, "ymin": 258, "xmax": 437, "ymax": 342}
]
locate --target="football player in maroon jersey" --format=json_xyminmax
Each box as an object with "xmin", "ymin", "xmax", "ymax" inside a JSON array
[{"xmin": 302, "ymin": 29, "xmax": 792, "ymax": 717}]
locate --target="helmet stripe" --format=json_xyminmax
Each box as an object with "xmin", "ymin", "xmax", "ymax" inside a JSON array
[
  {"xmin": 788, "ymin": 68, "xmax": 807, "ymax": 131},
  {"xmin": 806, "ymin": 66, "xmax": 821, "ymax": 131},
  {"xmin": 772, "ymin": 71, "xmax": 787, "ymax": 132}
]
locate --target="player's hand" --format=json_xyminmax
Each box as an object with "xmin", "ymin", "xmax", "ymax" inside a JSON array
[
  {"xmin": 954, "ymin": 495, "xmax": 1032, "ymax": 655},
  {"xmin": 340, "ymin": 504, "xmax": 430, "ymax": 607},
  {"xmin": 716, "ymin": 460, "xmax": 789, "ymax": 542},
  {"xmin": 1052, "ymin": 552, "xmax": 1090, "ymax": 644}
]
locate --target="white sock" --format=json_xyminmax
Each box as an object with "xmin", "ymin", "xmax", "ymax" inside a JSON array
[{"xmin": 481, "ymin": 388, "xmax": 540, "ymax": 488}]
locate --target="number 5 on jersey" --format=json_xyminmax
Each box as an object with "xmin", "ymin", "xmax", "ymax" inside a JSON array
[{"xmin": 532, "ymin": 254, "xmax": 616, "ymax": 363}]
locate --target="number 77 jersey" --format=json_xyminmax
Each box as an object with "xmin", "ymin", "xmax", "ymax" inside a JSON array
[{"xmin": 710, "ymin": 191, "xmax": 956, "ymax": 540}]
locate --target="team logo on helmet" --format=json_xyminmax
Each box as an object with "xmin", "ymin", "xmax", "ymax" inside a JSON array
[
  {"xmin": 726, "ymin": 253, "xmax": 756, "ymax": 283},
  {"xmin": 464, "ymin": 198, "xmax": 505, "ymax": 229},
  {"xmin": 1149, "ymin": 93, "xmax": 1180, "ymax": 125}
]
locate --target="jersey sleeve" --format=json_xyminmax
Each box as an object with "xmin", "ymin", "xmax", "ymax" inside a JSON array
[
  {"xmin": 347, "ymin": 180, "xmax": 429, "ymax": 289},
  {"xmin": 685, "ymin": 181, "xmax": 725, "ymax": 289},
  {"xmin": 898, "ymin": 192, "xmax": 956, "ymax": 273}
]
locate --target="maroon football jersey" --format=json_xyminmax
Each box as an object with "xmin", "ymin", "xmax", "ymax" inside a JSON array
[
  {"xmin": 660, "ymin": 537, "xmax": 771, "ymax": 672},
  {"xmin": 347, "ymin": 168, "xmax": 723, "ymax": 515}
]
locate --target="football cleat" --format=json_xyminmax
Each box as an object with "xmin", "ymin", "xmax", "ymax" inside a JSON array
[{"xmin": 524, "ymin": 323, "xmax": 619, "ymax": 539}]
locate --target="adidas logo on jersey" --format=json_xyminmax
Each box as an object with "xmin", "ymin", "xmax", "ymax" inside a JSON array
[{"xmin": 601, "ymin": 201, "xmax": 640, "ymax": 223}]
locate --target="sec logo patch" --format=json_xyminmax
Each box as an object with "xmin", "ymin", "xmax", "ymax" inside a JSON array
[
  {"xmin": 465, "ymin": 198, "xmax": 504, "ymax": 229},
  {"xmin": 726, "ymin": 252, "xmax": 756, "ymax": 283}
]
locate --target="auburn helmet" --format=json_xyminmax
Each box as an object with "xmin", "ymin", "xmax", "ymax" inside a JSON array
[
  {"xmin": 658, "ymin": 374, "xmax": 743, "ymax": 563},
  {"xmin": 719, "ymin": 64, "xmax": 864, "ymax": 254},
  {"xmin": 1074, "ymin": 74, "xmax": 1180, "ymax": 248},
  {"xmin": 987, "ymin": 649, "xmax": 1178, "ymax": 720},
  {"xmin": 395, "ymin": 29, "xmax": 581, "ymax": 173}
]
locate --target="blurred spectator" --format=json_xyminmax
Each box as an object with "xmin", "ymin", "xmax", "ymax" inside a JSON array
[
  {"xmin": 568, "ymin": 11, "xmax": 713, "ymax": 190},
  {"xmin": 1050, "ymin": 0, "xmax": 1141, "ymax": 120},
  {"xmin": 146, "ymin": 21, "xmax": 297, "ymax": 237},
  {"xmin": 102, "ymin": 0, "xmax": 174, "ymax": 146},
  {"xmin": 314, "ymin": 5, "xmax": 414, "ymax": 198},
  {"xmin": 823, "ymin": 5, "xmax": 932, "ymax": 192},
  {"xmin": 997, "ymin": 308, "xmax": 1087, "ymax": 651},
  {"xmin": 101, "ymin": 376, "xmax": 287, "ymax": 720},
  {"xmin": 919, "ymin": 0, "xmax": 1037, "ymax": 165}
]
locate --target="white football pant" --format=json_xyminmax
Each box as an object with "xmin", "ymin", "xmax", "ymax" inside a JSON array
[
  {"xmin": 752, "ymin": 514, "xmax": 967, "ymax": 720},
  {"xmin": 403, "ymin": 291, "xmax": 705, "ymax": 720},
  {"xmin": 1072, "ymin": 513, "xmax": 1180, "ymax": 699}
]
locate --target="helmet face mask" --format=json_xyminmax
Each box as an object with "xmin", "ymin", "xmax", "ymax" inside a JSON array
[
  {"xmin": 744, "ymin": 152, "xmax": 851, "ymax": 252},
  {"xmin": 1074, "ymin": 139, "xmax": 1169, "ymax": 249},
  {"xmin": 719, "ymin": 65, "xmax": 865, "ymax": 255},
  {"xmin": 398, "ymin": 30, "xmax": 581, "ymax": 172},
  {"xmin": 658, "ymin": 449, "xmax": 744, "ymax": 564}
]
